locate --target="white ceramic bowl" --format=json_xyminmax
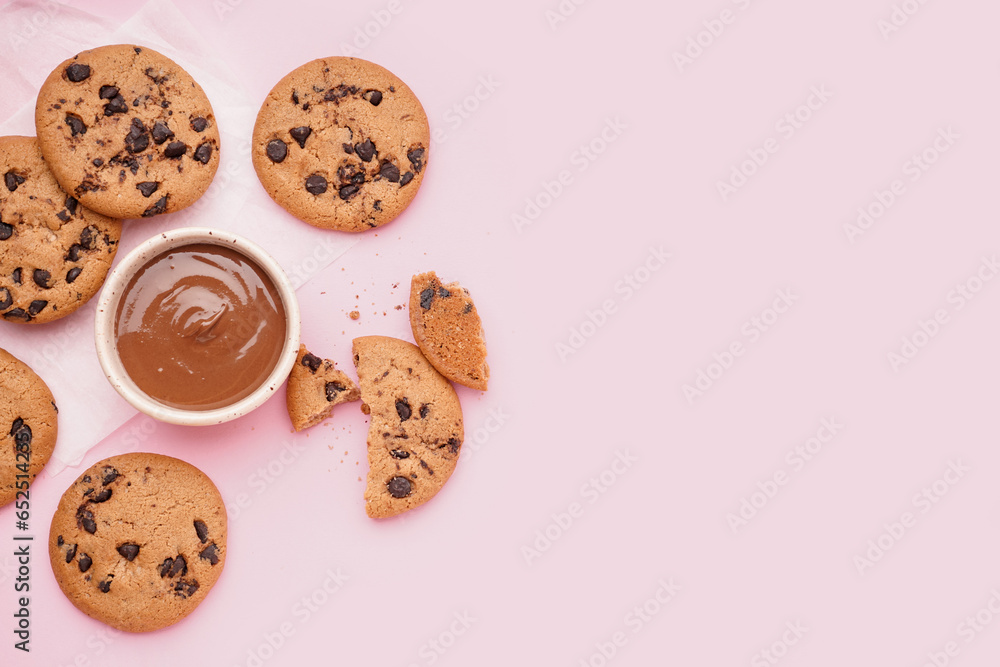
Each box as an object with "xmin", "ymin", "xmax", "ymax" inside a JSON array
[{"xmin": 94, "ymin": 227, "xmax": 300, "ymax": 426}]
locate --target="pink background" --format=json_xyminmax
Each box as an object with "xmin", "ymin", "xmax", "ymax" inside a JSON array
[{"xmin": 2, "ymin": 0, "xmax": 1000, "ymax": 665}]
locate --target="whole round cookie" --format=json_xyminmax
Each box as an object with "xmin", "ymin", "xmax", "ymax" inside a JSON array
[
  {"xmin": 49, "ymin": 452, "xmax": 227, "ymax": 632},
  {"xmin": 0, "ymin": 136, "xmax": 121, "ymax": 324},
  {"xmin": 35, "ymin": 44, "xmax": 220, "ymax": 219},
  {"xmin": 0, "ymin": 348, "xmax": 57, "ymax": 507},
  {"xmin": 252, "ymin": 57, "xmax": 429, "ymax": 232}
]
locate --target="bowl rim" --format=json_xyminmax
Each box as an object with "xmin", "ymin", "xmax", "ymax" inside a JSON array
[{"xmin": 94, "ymin": 227, "xmax": 301, "ymax": 426}]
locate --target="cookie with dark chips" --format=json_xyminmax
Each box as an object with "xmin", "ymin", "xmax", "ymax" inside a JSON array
[
  {"xmin": 353, "ymin": 336, "xmax": 463, "ymax": 518},
  {"xmin": 252, "ymin": 57, "xmax": 429, "ymax": 232},
  {"xmin": 35, "ymin": 44, "xmax": 220, "ymax": 219},
  {"xmin": 0, "ymin": 135, "xmax": 121, "ymax": 324},
  {"xmin": 0, "ymin": 347, "xmax": 57, "ymax": 507},
  {"xmin": 49, "ymin": 452, "xmax": 226, "ymax": 632}
]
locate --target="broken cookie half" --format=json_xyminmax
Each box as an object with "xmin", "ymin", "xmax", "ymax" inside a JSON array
[
  {"xmin": 353, "ymin": 336, "xmax": 464, "ymax": 518},
  {"xmin": 409, "ymin": 271, "xmax": 489, "ymax": 391},
  {"xmin": 286, "ymin": 344, "xmax": 360, "ymax": 432}
]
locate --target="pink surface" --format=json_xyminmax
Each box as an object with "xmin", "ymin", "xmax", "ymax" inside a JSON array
[{"xmin": 2, "ymin": 0, "xmax": 1000, "ymax": 665}]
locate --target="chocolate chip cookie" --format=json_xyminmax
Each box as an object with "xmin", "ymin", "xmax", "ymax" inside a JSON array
[
  {"xmin": 0, "ymin": 136, "xmax": 121, "ymax": 324},
  {"xmin": 252, "ymin": 57, "xmax": 429, "ymax": 232},
  {"xmin": 35, "ymin": 44, "xmax": 220, "ymax": 219},
  {"xmin": 409, "ymin": 271, "xmax": 489, "ymax": 391},
  {"xmin": 286, "ymin": 344, "xmax": 360, "ymax": 431},
  {"xmin": 353, "ymin": 336, "xmax": 463, "ymax": 518},
  {"xmin": 49, "ymin": 452, "xmax": 226, "ymax": 632},
  {"xmin": 0, "ymin": 348, "xmax": 57, "ymax": 508}
]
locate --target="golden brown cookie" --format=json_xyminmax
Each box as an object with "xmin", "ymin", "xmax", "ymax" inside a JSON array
[
  {"xmin": 49, "ymin": 453, "xmax": 226, "ymax": 632},
  {"xmin": 353, "ymin": 336, "xmax": 463, "ymax": 518},
  {"xmin": 286, "ymin": 344, "xmax": 360, "ymax": 431},
  {"xmin": 35, "ymin": 44, "xmax": 220, "ymax": 219},
  {"xmin": 252, "ymin": 57, "xmax": 429, "ymax": 232},
  {"xmin": 0, "ymin": 348, "xmax": 57, "ymax": 507},
  {"xmin": 0, "ymin": 136, "xmax": 121, "ymax": 324},
  {"xmin": 409, "ymin": 271, "xmax": 489, "ymax": 391}
]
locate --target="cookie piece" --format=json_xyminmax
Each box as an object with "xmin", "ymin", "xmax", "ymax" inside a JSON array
[
  {"xmin": 0, "ymin": 136, "xmax": 121, "ymax": 324},
  {"xmin": 49, "ymin": 452, "xmax": 226, "ymax": 632},
  {"xmin": 409, "ymin": 272, "xmax": 489, "ymax": 391},
  {"xmin": 353, "ymin": 336, "xmax": 463, "ymax": 518},
  {"xmin": 35, "ymin": 44, "xmax": 220, "ymax": 219},
  {"xmin": 252, "ymin": 57, "xmax": 429, "ymax": 232},
  {"xmin": 286, "ymin": 344, "xmax": 360, "ymax": 431},
  {"xmin": 0, "ymin": 348, "xmax": 57, "ymax": 507}
]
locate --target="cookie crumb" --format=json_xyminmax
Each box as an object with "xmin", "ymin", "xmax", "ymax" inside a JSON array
[{"xmin": 349, "ymin": 310, "xmax": 360, "ymax": 320}]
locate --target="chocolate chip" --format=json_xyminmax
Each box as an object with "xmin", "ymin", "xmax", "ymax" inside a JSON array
[
  {"xmin": 0, "ymin": 288, "xmax": 9, "ymax": 310},
  {"xmin": 97, "ymin": 576, "xmax": 113, "ymax": 593},
  {"xmin": 199, "ymin": 544, "xmax": 219, "ymax": 565},
  {"xmin": 92, "ymin": 488, "xmax": 112, "ymax": 503},
  {"xmin": 78, "ymin": 554, "xmax": 92, "ymax": 572},
  {"xmin": 142, "ymin": 196, "xmax": 168, "ymax": 217},
  {"xmin": 174, "ymin": 579, "xmax": 199, "ymax": 598},
  {"xmin": 266, "ymin": 139, "xmax": 287, "ymax": 163},
  {"xmin": 193, "ymin": 143, "xmax": 212, "ymax": 164},
  {"xmin": 0, "ymin": 222, "xmax": 12, "ymax": 240},
  {"xmin": 30, "ymin": 269, "xmax": 50, "ymax": 289},
  {"xmin": 66, "ymin": 244, "xmax": 83, "ymax": 262},
  {"xmin": 12, "ymin": 421, "xmax": 31, "ymax": 448},
  {"xmin": 9, "ymin": 418, "xmax": 22, "ymax": 436},
  {"xmin": 365, "ymin": 90, "xmax": 382, "ymax": 106},
  {"xmin": 438, "ymin": 287, "xmax": 451, "ymax": 298},
  {"xmin": 390, "ymin": 449, "xmax": 410, "ymax": 459},
  {"xmin": 305, "ymin": 174, "xmax": 328, "ymax": 195},
  {"xmin": 298, "ymin": 354, "xmax": 321, "ymax": 374},
  {"xmin": 463, "ymin": 303, "xmax": 473, "ymax": 314},
  {"xmin": 65, "ymin": 196, "xmax": 78, "ymax": 215},
  {"xmin": 124, "ymin": 118, "xmax": 149, "ymax": 153},
  {"xmin": 117, "ymin": 544, "xmax": 139, "ymax": 561},
  {"xmin": 80, "ymin": 226, "xmax": 97, "ymax": 249},
  {"xmin": 2, "ymin": 308, "xmax": 30, "ymax": 322},
  {"xmin": 4, "ymin": 171, "xmax": 24, "ymax": 192},
  {"xmin": 28, "ymin": 300, "xmax": 46, "ymax": 316},
  {"xmin": 373, "ymin": 200, "xmax": 382, "ymax": 211},
  {"xmin": 419, "ymin": 459, "xmax": 434, "ymax": 475},
  {"xmin": 66, "ymin": 267, "xmax": 82, "ymax": 284},
  {"xmin": 395, "ymin": 398, "xmax": 412, "ymax": 421},
  {"xmin": 191, "ymin": 117, "xmax": 208, "ymax": 132},
  {"xmin": 290, "ymin": 126, "xmax": 311, "ymax": 148},
  {"xmin": 93, "ymin": 158, "xmax": 104, "ymax": 167},
  {"xmin": 136, "ymin": 181, "xmax": 158, "ymax": 197},
  {"xmin": 446, "ymin": 437, "xmax": 461, "ymax": 455},
  {"xmin": 170, "ymin": 555, "xmax": 187, "ymax": 578},
  {"xmin": 65, "ymin": 64, "xmax": 91, "ymax": 82},
  {"xmin": 145, "ymin": 67, "xmax": 167, "ymax": 85},
  {"xmin": 159, "ymin": 558, "xmax": 174, "ymax": 577},
  {"xmin": 101, "ymin": 468, "xmax": 119, "ymax": 485},
  {"xmin": 194, "ymin": 520, "xmax": 209, "ymax": 543},
  {"xmin": 420, "ymin": 288, "xmax": 434, "ymax": 310},
  {"xmin": 399, "ymin": 171, "xmax": 414, "ymax": 187},
  {"xmin": 65, "ymin": 114, "xmax": 87, "ymax": 137},
  {"xmin": 343, "ymin": 143, "xmax": 354, "ymax": 154},
  {"xmin": 419, "ymin": 404, "xmax": 430, "ymax": 419},
  {"xmin": 151, "ymin": 121, "xmax": 174, "ymax": 144},
  {"xmin": 387, "ymin": 476, "xmax": 412, "ymax": 498},
  {"xmin": 407, "ymin": 148, "xmax": 425, "ymax": 173},
  {"xmin": 77, "ymin": 507, "xmax": 97, "ymax": 534},
  {"xmin": 325, "ymin": 381, "xmax": 346, "ymax": 402},
  {"xmin": 379, "ymin": 161, "xmax": 400, "ymax": 182},
  {"xmin": 338, "ymin": 184, "xmax": 359, "ymax": 200},
  {"xmin": 291, "ymin": 90, "xmax": 299, "ymax": 104},
  {"xmin": 64, "ymin": 543, "xmax": 77, "ymax": 563},
  {"xmin": 12, "ymin": 267, "xmax": 22, "ymax": 285},
  {"xmin": 163, "ymin": 141, "xmax": 187, "ymax": 158},
  {"xmin": 99, "ymin": 85, "xmax": 119, "ymax": 100},
  {"xmin": 355, "ymin": 139, "xmax": 375, "ymax": 162},
  {"xmin": 103, "ymin": 95, "xmax": 128, "ymax": 115}
]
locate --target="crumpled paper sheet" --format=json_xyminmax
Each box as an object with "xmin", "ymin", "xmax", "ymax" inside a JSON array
[{"xmin": 0, "ymin": 0, "xmax": 358, "ymax": 474}]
